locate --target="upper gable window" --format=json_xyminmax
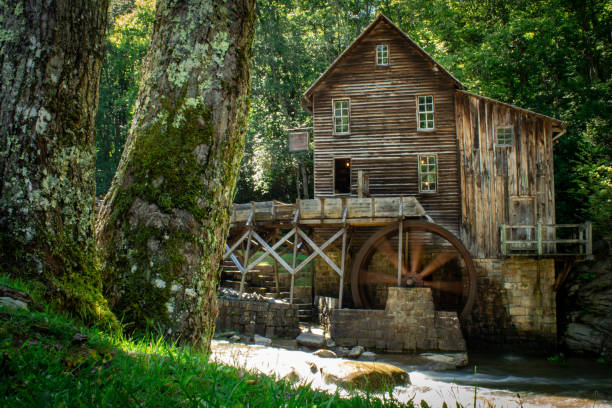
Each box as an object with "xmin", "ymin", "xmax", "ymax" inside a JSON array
[
  {"xmin": 333, "ymin": 99, "xmax": 350, "ymax": 134},
  {"xmin": 496, "ymin": 126, "xmax": 514, "ymax": 146},
  {"xmin": 417, "ymin": 95, "xmax": 434, "ymax": 130},
  {"xmin": 376, "ymin": 44, "xmax": 389, "ymax": 65}
]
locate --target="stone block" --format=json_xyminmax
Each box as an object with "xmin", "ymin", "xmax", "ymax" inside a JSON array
[
  {"xmin": 403, "ymin": 335, "xmax": 416, "ymax": 351},
  {"xmin": 335, "ymin": 337, "xmax": 356, "ymax": 347},
  {"xmin": 358, "ymin": 337, "xmax": 376, "ymax": 348},
  {"xmin": 386, "ymin": 339, "xmax": 403, "ymax": 353}
]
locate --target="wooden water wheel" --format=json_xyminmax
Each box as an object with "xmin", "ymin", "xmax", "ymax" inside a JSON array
[{"xmin": 350, "ymin": 221, "xmax": 476, "ymax": 318}]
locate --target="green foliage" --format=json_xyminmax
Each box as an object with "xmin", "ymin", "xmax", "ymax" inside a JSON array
[
  {"xmin": 96, "ymin": 0, "xmax": 611, "ymax": 237},
  {"xmin": 0, "ymin": 275, "xmax": 415, "ymax": 407},
  {"xmin": 96, "ymin": 0, "xmax": 154, "ymax": 196}
]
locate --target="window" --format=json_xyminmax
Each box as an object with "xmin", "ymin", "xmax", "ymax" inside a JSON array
[
  {"xmin": 496, "ymin": 127, "xmax": 514, "ymax": 146},
  {"xmin": 334, "ymin": 158, "xmax": 351, "ymax": 194},
  {"xmin": 417, "ymin": 95, "xmax": 434, "ymax": 130},
  {"xmin": 376, "ymin": 44, "xmax": 389, "ymax": 65},
  {"xmin": 418, "ymin": 155, "xmax": 437, "ymax": 192},
  {"xmin": 333, "ymin": 99, "xmax": 350, "ymax": 134}
]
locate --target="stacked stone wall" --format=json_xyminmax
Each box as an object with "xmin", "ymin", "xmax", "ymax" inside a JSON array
[
  {"xmin": 216, "ymin": 298, "xmax": 300, "ymax": 338},
  {"xmin": 465, "ymin": 257, "xmax": 556, "ymax": 350},
  {"xmin": 329, "ymin": 287, "xmax": 466, "ymax": 353}
]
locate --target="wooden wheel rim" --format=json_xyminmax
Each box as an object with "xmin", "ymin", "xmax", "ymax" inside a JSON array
[{"xmin": 350, "ymin": 220, "xmax": 476, "ymax": 318}]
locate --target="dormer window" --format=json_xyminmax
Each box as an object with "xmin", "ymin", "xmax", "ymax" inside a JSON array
[
  {"xmin": 376, "ymin": 44, "xmax": 389, "ymax": 65},
  {"xmin": 417, "ymin": 95, "xmax": 434, "ymax": 130},
  {"xmin": 333, "ymin": 99, "xmax": 350, "ymax": 134}
]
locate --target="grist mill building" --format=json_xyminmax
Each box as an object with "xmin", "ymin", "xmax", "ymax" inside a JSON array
[{"xmin": 221, "ymin": 14, "xmax": 591, "ymax": 350}]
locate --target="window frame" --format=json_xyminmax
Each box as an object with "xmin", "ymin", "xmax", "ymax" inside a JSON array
[
  {"xmin": 418, "ymin": 154, "xmax": 438, "ymax": 193},
  {"xmin": 495, "ymin": 126, "xmax": 514, "ymax": 147},
  {"xmin": 416, "ymin": 95, "xmax": 435, "ymax": 131},
  {"xmin": 332, "ymin": 98, "xmax": 351, "ymax": 135},
  {"xmin": 376, "ymin": 44, "xmax": 389, "ymax": 66}
]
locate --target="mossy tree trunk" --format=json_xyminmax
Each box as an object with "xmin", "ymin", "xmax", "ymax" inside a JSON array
[
  {"xmin": 96, "ymin": 0, "xmax": 255, "ymax": 347},
  {"xmin": 0, "ymin": 1, "xmax": 115, "ymax": 326}
]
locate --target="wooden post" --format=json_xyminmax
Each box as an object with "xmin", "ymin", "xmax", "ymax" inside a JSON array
[
  {"xmin": 338, "ymin": 226, "xmax": 347, "ymax": 309},
  {"xmin": 357, "ymin": 170, "xmax": 363, "ymax": 198},
  {"xmin": 310, "ymin": 248, "xmax": 316, "ymax": 308},
  {"xmin": 397, "ymin": 219, "xmax": 403, "ymax": 286},
  {"xmin": 501, "ymin": 224, "xmax": 507, "ymax": 256},
  {"xmin": 290, "ymin": 228, "xmax": 299, "ymax": 304},
  {"xmin": 239, "ymin": 228, "xmax": 252, "ymax": 297},
  {"xmin": 586, "ymin": 221, "xmax": 593, "ymax": 258},
  {"xmin": 273, "ymin": 229, "xmax": 280, "ymax": 295},
  {"xmin": 537, "ymin": 222, "xmax": 542, "ymax": 256}
]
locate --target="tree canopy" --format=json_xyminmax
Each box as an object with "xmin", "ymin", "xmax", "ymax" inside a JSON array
[{"xmin": 96, "ymin": 0, "xmax": 611, "ymax": 238}]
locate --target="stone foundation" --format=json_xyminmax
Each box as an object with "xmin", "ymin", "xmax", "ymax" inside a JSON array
[
  {"xmin": 464, "ymin": 258, "xmax": 557, "ymax": 350},
  {"xmin": 216, "ymin": 297, "xmax": 300, "ymax": 338},
  {"xmin": 329, "ymin": 287, "xmax": 466, "ymax": 353}
]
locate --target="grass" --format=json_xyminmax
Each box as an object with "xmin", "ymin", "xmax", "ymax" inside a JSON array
[{"xmin": 0, "ymin": 274, "xmax": 414, "ymax": 407}]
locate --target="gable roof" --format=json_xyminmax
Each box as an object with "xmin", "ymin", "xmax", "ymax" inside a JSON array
[{"xmin": 301, "ymin": 13, "xmax": 463, "ymax": 112}]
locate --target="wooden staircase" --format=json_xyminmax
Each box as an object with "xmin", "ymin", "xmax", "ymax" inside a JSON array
[{"xmin": 220, "ymin": 259, "xmax": 314, "ymax": 322}]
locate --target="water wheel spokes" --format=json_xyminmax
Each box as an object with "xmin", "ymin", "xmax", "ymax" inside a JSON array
[{"xmin": 351, "ymin": 220, "xmax": 476, "ymax": 318}]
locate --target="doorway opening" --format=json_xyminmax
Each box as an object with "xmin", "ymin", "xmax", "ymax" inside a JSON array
[{"xmin": 334, "ymin": 158, "xmax": 351, "ymax": 194}]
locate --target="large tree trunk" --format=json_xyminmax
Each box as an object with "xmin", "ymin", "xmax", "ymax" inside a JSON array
[
  {"xmin": 0, "ymin": 1, "xmax": 114, "ymax": 326},
  {"xmin": 96, "ymin": 0, "xmax": 255, "ymax": 347}
]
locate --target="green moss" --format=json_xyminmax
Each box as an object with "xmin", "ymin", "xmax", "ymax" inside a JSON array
[{"xmin": 101, "ymin": 97, "xmax": 216, "ymax": 335}]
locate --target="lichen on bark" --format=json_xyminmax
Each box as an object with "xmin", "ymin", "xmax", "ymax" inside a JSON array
[
  {"xmin": 0, "ymin": 0, "xmax": 116, "ymax": 328},
  {"xmin": 96, "ymin": 0, "xmax": 255, "ymax": 347}
]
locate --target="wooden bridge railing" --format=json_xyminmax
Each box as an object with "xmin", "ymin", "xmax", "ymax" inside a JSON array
[{"xmin": 500, "ymin": 222, "xmax": 592, "ymax": 258}]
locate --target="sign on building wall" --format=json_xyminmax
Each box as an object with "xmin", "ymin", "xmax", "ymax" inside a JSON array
[{"xmin": 288, "ymin": 130, "xmax": 309, "ymax": 152}]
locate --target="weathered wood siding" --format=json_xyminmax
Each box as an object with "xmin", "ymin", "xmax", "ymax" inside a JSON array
[
  {"xmin": 455, "ymin": 91, "xmax": 556, "ymax": 258},
  {"xmin": 311, "ymin": 20, "xmax": 460, "ymax": 235}
]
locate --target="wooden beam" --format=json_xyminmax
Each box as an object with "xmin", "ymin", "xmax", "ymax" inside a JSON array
[
  {"xmin": 223, "ymin": 229, "xmax": 250, "ymax": 259},
  {"xmin": 248, "ymin": 229, "xmax": 295, "ymax": 273},
  {"xmin": 296, "ymin": 227, "xmax": 344, "ymax": 276}
]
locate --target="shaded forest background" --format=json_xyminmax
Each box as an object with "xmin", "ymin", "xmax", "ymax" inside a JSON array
[{"xmin": 97, "ymin": 0, "xmax": 611, "ymax": 239}]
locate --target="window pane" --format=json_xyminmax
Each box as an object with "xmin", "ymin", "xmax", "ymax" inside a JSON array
[
  {"xmin": 419, "ymin": 155, "xmax": 437, "ymax": 192},
  {"xmin": 496, "ymin": 127, "xmax": 513, "ymax": 145},
  {"xmin": 418, "ymin": 96, "xmax": 434, "ymax": 129}
]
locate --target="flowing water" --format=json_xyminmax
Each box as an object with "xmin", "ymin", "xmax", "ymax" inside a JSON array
[
  {"xmin": 212, "ymin": 340, "xmax": 611, "ymax": 407},
  {"xmin": 379, "ymin": 352, "xmax": 612, "ymax": 407}
]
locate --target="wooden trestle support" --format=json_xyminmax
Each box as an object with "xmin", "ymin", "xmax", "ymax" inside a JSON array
[{"xmin": 223, "ymin": 197, "xmax": 479, "ymax": 317}]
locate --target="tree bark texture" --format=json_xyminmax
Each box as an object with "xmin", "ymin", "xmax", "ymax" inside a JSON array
[
  {"xmin": 96, "ymin": 0, "xmax": 255, "ymax": 346},
  {"xmin": 0, "ymin": 0, "xmax": 114, "ymax": 326}
]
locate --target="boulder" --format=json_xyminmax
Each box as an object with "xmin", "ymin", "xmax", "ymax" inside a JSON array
[
  {"xmin": 347, "ymin": 345, "xmax": 364, "ymax": 358},
  {"xmin": 359, "ymin": 351, "xmax": 376, "ymax": 361},
  {"xmin": 296, "ymin": 332, "xmax": 325, "ymax": 348},
  {"xmin": 254, "ymin": 334, "xmax": 272, "ymax": 346},
  {"xmin": 325, "ymin": 338, "xmax": 336, "ymax": 348},
  {"xmin": 313, "ymin": 349, "xmax": 337, "ymax": 358},
  {"xmin": 0, "ymin": 296, "xmax": 28, "ymax": 311},
  {"xmin": 560, "ymin": 248, "xmax": 612, "ymax": 358},
  {"xmin": 335, "ymin": 347, "xmax": 349, "ymax": 358},
  {"xmin": 321, "ymin": 360, "xmax": 409, "ymax": 391},
  {"xmin": 419, "ymin": 352, "xmax": 468, "ymax": 370},
  {"xmin": 229, "ymin": 335, "xmax": 241, "ymax": 342},
  {"xmin": 215, "ymin": 331, "xmax": 236, "ymax": 339}
]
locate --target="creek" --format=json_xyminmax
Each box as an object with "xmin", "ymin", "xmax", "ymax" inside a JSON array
[
  {"xmin": 380, "ymin": 352, "xmax": 611, "ymax": 407},
  {"xmin": 211, "ymin": 340, "xmax": 611, "ymax": 407}
]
